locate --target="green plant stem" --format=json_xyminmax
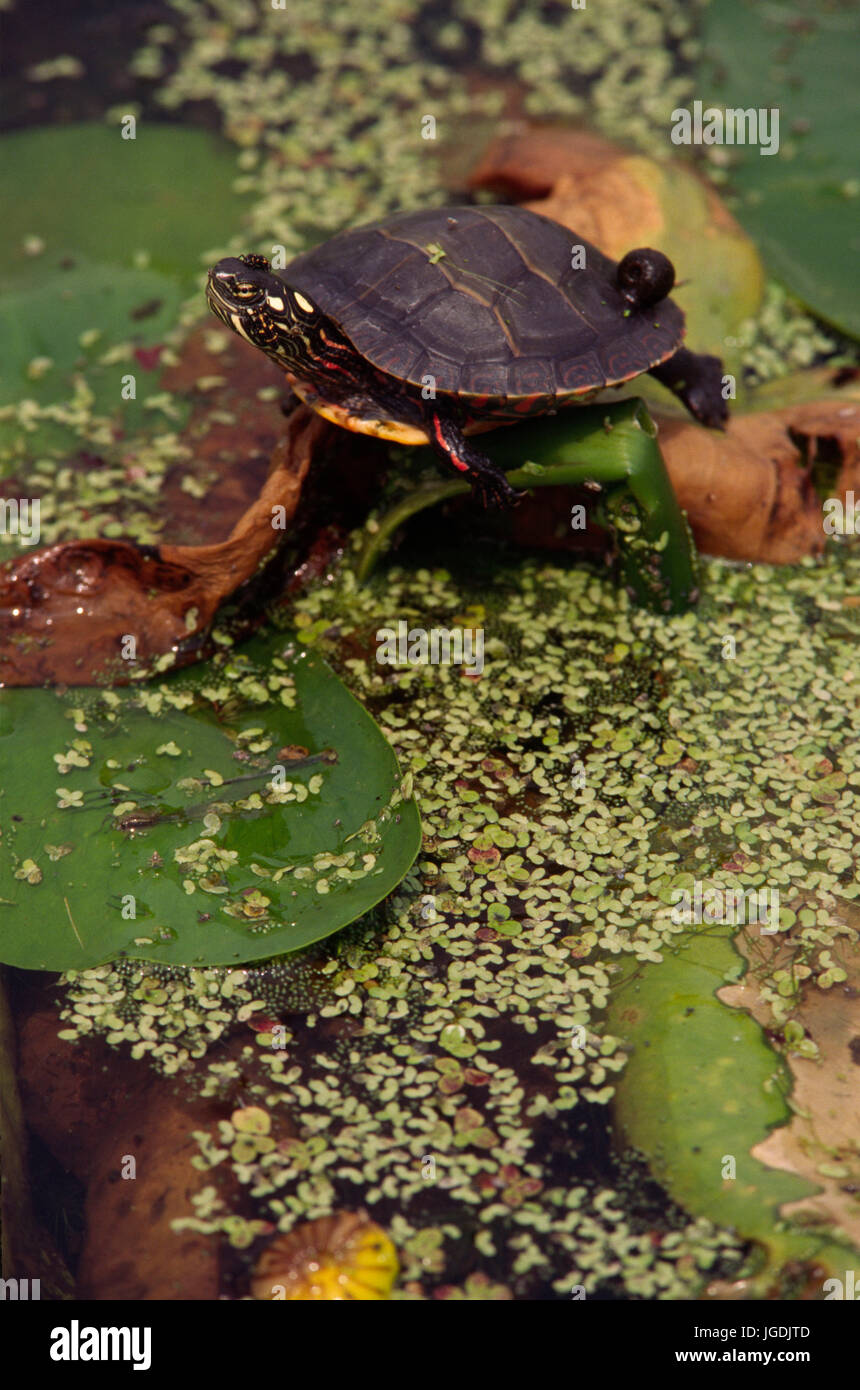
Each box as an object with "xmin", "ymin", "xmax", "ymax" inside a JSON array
[{"xmin": 355, "ymin": 399, "xmax": 698, "ymax": 612}]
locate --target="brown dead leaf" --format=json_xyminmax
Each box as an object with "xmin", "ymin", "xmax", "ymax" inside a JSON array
[
  {"xmin": 0, "ymin": 408, "xmax": 325, "ymax": 687},
  {"xmin": 469, "ymin": 125, "xmax": 623, "ymax": 199},
  {"xmin": 18, "ymin": 1003, "xmax": 231, "ymax": 1299},
  {"xmin": 469, "ymin": 127, "xmax": 665, "ymax": 261},
  {"xmin": 537, "ymin": 167, "xmax": 663, "ymax": 262},
  {"xmin": 657, "ymin": 398, "xmax": 860, "ymax": 563},
  {"xmin": 75, "ymin": 1082, "xmax": 225, "ymax": 1300},
  {"xmin": 719, "ymin": 928, "xmax": 860, "ymax": 1249}
]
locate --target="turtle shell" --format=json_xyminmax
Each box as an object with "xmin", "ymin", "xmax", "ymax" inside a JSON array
[{"xmin": 282, "ymin": 204, "xmax": 685, "ymax": 403}]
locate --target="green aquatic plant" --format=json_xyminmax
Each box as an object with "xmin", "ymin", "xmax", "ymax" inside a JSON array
[{"xmin": 0, "ymin": 630, "xmax": 420, "ymax": 969}]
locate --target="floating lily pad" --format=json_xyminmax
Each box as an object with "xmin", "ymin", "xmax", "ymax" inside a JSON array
[
  {"xmin": 0, "ymin": 124, "xmax": 245, "ymax": 292},
  {"xmin": 609, "ymin": 924, "xmax": 858, "ymax": 1285},
  {"xmin": 700, "ymin": 0, "xmax": 860, "ymax": 339},
  {"xmin": 0, "ymin": 628, "xmax": 421, "ymax": 970},
  {"xmin": 0, "ymin": 123, "xmax": 246, "ymax": 460},
  {"xmin": 0, "ymin": 260, "xmax": 183, "ymax": 415}
]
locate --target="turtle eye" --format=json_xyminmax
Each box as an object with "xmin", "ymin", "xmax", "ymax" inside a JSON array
[
  {"xmin": 210, "ymin": 257, "xmax": 269, "ymax": 306},
  {"xmin": 231, "ymin": 279, "xmax": 263, "ymax": 301},
  {"xmin": 213, "ymin": 271, "xmax": 264, "ymax": 303}
]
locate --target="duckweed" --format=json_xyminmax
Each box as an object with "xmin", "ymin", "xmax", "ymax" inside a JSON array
[
  {"xmin": 19, "ymin": 0, "xmax": 860, "ymax": 1299},
  {"xmin": 58, "ymin": 539, "xmax": 860, "ymax": 1296}
]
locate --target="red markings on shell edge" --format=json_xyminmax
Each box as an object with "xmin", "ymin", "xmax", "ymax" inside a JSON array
[
  {"xmin": 505, "ymin": 359, "xmax": 554, "ymax": 397},
  {"xmin": 555, "ymin": 352, "xmax": 603, "ymax": 392},
  {"xmin": 511, "ymin": 394, "xmax": 552, "ymax": 416},
  {"xmin": 602, "ymin": 330, "xmax": 672, "ymax": 383}
]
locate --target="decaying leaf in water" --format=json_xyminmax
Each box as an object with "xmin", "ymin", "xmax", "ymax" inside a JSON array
[
  {"xmin": 656, "ymin": 396, "xmax": 860, "ymax": 564},
  {"xmin": 719, "ymin": 924, "xmax": 860, "ymax": 1253},
  {"xmin": 18, "ymin": 1005, "xmax": 229, "ymax": 1299},
  {"xmin": 0, "ymin": 409, "xmax": 323, "ymax": 687}
]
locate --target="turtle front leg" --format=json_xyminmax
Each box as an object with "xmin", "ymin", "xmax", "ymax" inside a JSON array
[
  {"xmin": 648, "ymin": 347, "xmax": 728, "ymax": 429},
  {"xmin": 427, "ymin": 411, "xmax": 522, "ymax": 508}
]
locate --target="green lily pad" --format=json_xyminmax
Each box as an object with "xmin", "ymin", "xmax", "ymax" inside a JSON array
[
  {"xmin": 608, "ymin": 925, "xmax": 858, "ymax": 1286},
  {"xmin": 0, "ymin": 628, "xmax": 421, "ymax": 970},
  {"xmin": 699, "ymin": 0, "xmax": 860, "ymax": 339},
  {"xmin": 0, "ymin": 123, "xmax": 246, "ymax": 460},
  {"xmin": 0, "ymin": 124, "xmax": 245, "ymax": 292},
  {"xmin": 0, "ymin": 259, "xmax": 183, "ymax": 418}
]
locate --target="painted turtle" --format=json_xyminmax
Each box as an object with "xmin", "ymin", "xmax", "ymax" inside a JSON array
[{"xmin": 207, "ymin": 204, "xmax": 727, "ymax": 507}]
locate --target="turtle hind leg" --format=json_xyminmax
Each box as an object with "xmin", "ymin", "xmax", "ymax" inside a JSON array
[
  {"xmin": 428, "ymin": 411, "xmax": 521, "ymax": 509},
  {"xmin": 649, "ymin": 347, "xmax": 729, "ymax": 429}
]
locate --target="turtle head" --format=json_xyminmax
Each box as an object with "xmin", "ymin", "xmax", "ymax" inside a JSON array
[
  {"xmin": 616, "ymin": 248, "xmax": 676, "ymax": 310},
  {"xmin": 206, "ymin": 254, "xmax": 314, "ymax": 363}
]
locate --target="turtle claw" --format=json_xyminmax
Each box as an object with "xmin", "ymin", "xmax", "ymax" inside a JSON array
[{"xmin": 472, "ymin": 470, "xmax": 522, "ymax": 511}]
